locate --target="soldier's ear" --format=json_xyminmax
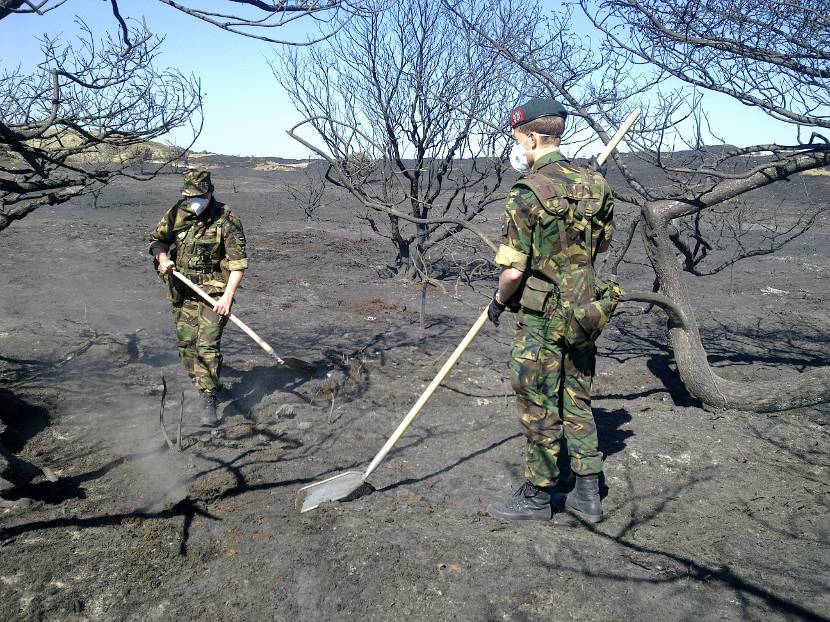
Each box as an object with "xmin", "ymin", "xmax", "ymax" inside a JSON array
[{"xmin": 528, "ymin": 133, "xmax": 539, "ymax": 150}]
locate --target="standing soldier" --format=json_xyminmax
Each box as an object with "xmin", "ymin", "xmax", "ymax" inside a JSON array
[
  {"xmin": 149, "ymin": 171, "xmax": 248, "ymax": 426},
  {"xmin": 486, "ymin": 98, "xmax": 615, "ymax": 523}
]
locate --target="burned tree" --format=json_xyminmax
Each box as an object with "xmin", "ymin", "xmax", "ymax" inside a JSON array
[
  {"xmin": 0, "ymin": 0, "xmax": 373, "ymax": 233},
  {"xmin": 0, "ymin": 16, "xmax": 203, "ymax": 232},
  {"xmin": 275, "ymin": 0, "xmax": 528, "ymax": 279},
  {"xmin": 282, "ymin": 162, "xmax": 327, "ymax": 222},
  {"xmin": 449, "ymin": 0, "xmax": 830, "ymax": 412}
]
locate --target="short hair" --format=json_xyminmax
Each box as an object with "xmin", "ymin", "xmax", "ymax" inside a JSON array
[{"xmin": 522, "ymin": 115, "xmax": 565, "ymax": 144}]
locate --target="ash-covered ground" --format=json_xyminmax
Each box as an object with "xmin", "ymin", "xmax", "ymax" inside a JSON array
[{"xmin": 1, "ymin": 160, "xmax": 828, "ymax": 621}]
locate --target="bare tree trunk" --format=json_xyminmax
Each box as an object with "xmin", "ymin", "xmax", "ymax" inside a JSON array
[{"xmin": 642, "ymin": 200, "xmax": 830, "ymax": 412}]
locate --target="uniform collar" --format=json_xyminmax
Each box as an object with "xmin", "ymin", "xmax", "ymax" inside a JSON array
[
  {"xmin": 531, "ymin": 149, "xmax": 566, "ymax": 172},
  {"xmin": 196, "ymin": 197, "xmax": 220, "ymax": 221}
]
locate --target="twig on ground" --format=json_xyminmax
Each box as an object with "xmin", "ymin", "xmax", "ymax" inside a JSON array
[
  {"xmin": 177, "ymin": 391, "xmax": 184, "ymax": 450},
  {"xmin": 158, "ymin": 377, "xmax": 176, "ymax": 451},
  {"xmin": 327, "ymin": 387, "xmax": 338, "ymax": 424}
]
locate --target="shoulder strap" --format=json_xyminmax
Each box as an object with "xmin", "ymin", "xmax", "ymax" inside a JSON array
[
  {"xmin": 210, "ymin": 201, "xmax": 230, "ymax": 226},
  {"xmin": 516, "ymin": 172, "xmax": 570, "ymax": 216}
]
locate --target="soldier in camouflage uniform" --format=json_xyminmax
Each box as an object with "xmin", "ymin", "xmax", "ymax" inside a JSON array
[
  {"xmin": 487, "ymin": 98, "xmax": 615, "ymax": 523},
  {"xmin": 148, "ymin": 171, "xmax": 248, "ymax": 426}
]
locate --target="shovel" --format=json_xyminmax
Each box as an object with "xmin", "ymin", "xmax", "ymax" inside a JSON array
[
  {"xmin": 297, "ymin": 309, "xmax": 489, "ymax": 512},
  {"xmin": 296, "ymin": 110, "xmax": 641, "ymax": 513},
  {"xmin": 171, "ymin": 270, "xmax": 316, "ymax": 378}
]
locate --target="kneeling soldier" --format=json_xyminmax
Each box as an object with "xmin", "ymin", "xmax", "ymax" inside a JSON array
[
  {"xmin": 149, "ymin": 171, "xmax": 248, "ymax": 426},
  {"xmin": 487, "ymin": 98, "xmax": 615, "ymax": 523}
]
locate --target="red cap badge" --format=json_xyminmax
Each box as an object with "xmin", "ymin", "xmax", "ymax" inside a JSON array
[{"xmin": 509, "ymin": 107, "xmax": 526, "ymax": 128}]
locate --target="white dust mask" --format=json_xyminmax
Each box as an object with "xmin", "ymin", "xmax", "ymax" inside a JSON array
[
  {"xmin": 509, "ymin": 142, "xmax": 530, "ymax": 173},
  {"xmin": 509, "ymin": 133, "xmax": 555, "ymax": 173},
  {"xmin": 187, "ymin": 196, "xmax": 211, "ymax": 215}
]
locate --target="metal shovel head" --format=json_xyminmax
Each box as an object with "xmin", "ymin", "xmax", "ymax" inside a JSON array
[
  {"xmin": 280, "ymin": 356, "xmax": 317, "ymax": 378},
  {"xmin": 296, "ymin": 471, "xmax": 365, "ymax": 513}
]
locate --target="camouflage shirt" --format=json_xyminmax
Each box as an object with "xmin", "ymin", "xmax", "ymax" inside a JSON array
[
  {"xmin": 495, "ymin": 150, "xmax": 614, "ymax": 283},
  {"xmin": 148, "ymin": 198, "xmax": 247, "ymax": 294}
]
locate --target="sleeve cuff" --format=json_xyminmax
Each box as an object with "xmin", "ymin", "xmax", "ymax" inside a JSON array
[
  {"xmin": 227, "ymin": 259, "xmax": 248, "ymax": 271},
  {"xmin": 148, "ymin": 241, "xmax": 169, "ymax": 256},
  {"xmin": 494, "ymin": 244, "xmax": 529, "ymax": 270}
]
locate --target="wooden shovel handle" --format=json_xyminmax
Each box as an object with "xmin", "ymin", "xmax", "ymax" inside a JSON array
[
  {"xmin": 171, "ymin": 270, "xmax": 284, "ymax": 364},
  {"xmin": 363, "ymin": 309, "xmax": 490, "ymax": 478},
  {"xmin": 596, "ymin": 110, "xmax": 640, "ymax": 166}
]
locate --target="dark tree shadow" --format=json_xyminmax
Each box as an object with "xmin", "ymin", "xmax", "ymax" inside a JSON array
[
  {"xmin": 644, "ymin": 355, "xmax": 702, "ymax": 408},
  {"xmin": 598, "ymin": 310, "xmax": 830, "ymax": 408},
  {"xmin": 377, "ymin": 433, "xmax": 523, "ymax": 494},
  {"xmin": 0, "ymin": 388, "xmax": 51, "ymax": 453},
  {"xmin": 4, "ymin": 448, "xmax": 165, "ymax": 504},
  {"xmin": 0, "ymin": 493, "xmax": 221, "ymax": 555},
  {"xmin": 537, "ymin": 468, "xmax": 829, "ymax": 622},
  {"xmin": 598, "ymin": 320, "xmax": 703, "ymax": 407}
]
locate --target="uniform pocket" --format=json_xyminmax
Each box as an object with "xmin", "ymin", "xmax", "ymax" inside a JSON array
[
  {"xmin": 566, "ymin": 274, "xmax": 622, "ymax": 348},
  {"xmin": 518, "ymin": 276, "xmax": 558, "ymax": 314},
  {"xmin": 510, "ymin": 338, "xmax": 543, "ymax": 393}
]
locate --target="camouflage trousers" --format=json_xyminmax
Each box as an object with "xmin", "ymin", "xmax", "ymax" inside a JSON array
[
  {"xmin": 170, "ymin": 297, "xmax": 227, "ymax": 394},
  {"xmin": 510, "ymin": 315, "xmax": 603, "ymax": 487}
]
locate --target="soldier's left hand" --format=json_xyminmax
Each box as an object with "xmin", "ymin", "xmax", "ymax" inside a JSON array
[{"xmin": 212, "ymin": 292, "xmax": 234, "ymax": 317}]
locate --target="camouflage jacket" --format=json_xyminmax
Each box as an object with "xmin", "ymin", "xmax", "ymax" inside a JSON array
[
  {"xmin": 148, "ymin": 198, "xmax": 248, "ymax": 295},
  {"xmin": 494, "ymin": 151, "xmax": 614, "ymax": 311}
]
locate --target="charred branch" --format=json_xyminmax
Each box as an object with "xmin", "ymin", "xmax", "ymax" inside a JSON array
[
  {"xmin": 157, "ymin": 0, "xmax": 368, "ymax": 45},
  {"xmin": 581, "ymin": 0, "xmax": 830, "ymax": 129},
  {"xmin": 0, "ymin": 19, "xmax": 203, "ymax": 232},
  {"xmin": 448, "ymin": 0, "xmax": 830, "ymax": 412},
  {"xmin": 277, "ymin": 1, "xmax": 523, "ymax": 273}
]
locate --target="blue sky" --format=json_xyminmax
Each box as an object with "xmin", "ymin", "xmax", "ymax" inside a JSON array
[
  {"xmin": 0, "ymin": 1, "xmax": 802, "ymax": 158},
  {"xmin": 0, "ymin": 1, "xmax": 306, "ymax": 157}
]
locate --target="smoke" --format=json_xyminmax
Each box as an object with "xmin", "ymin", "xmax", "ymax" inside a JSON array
[{"xmin": 89, "ymin": 384, "xmax": 191, "ymax": 513}]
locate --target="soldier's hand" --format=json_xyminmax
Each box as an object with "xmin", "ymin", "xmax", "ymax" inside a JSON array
[
  {"xmin": 157, "ymin": 259, "xmax": 175, "ymax": 276},
  {"xmin": 212, "ymin": 292, "xmax": 234, "ymax": 317},
  {"xmin": 487, "ymin": 291, "xmax": 506, "ymax": 326}
]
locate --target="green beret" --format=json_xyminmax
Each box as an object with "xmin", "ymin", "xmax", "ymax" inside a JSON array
[
  {"xmin": 181, "ymin": 170, "xmax": 213, "ymax": 196},
  {"xmin": 508, "ymin": 97, "xmax": 568, "ymax": 128}
]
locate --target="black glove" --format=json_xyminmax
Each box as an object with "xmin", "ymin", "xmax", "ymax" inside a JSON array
[
  {"xmin": 487, "ymin": 291, "xmax": 507, "ymax": 326},
  {"xmin": 589, "ymin": 156, "xmax": 607, "ymax": 177}
]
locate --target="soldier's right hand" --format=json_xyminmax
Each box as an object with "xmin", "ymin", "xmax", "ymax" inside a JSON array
[{"xmin": 157, "ymin": 259, "xmax": 175, "ymax": 276}]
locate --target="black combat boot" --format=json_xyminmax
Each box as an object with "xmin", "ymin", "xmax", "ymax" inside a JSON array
[
  {"xmin": 552, "ymin": 473, "xmax": 603, "ymax": 523},
  {"xmin": 198, "ymin": 391, "xmax": 219, "ymax": 427},
  {"xmin": 487, "ymin": 481, "xmax": 552, "ymax": 521}
]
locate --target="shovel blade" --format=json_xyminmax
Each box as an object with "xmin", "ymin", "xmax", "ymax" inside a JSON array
[
  {"xmin": 296, "ymin": 471, "xmax": 365, "ymax": 513},
  {"xmin": 276, "ymin": 356, "xmax": 317, "ymax": 378}
]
